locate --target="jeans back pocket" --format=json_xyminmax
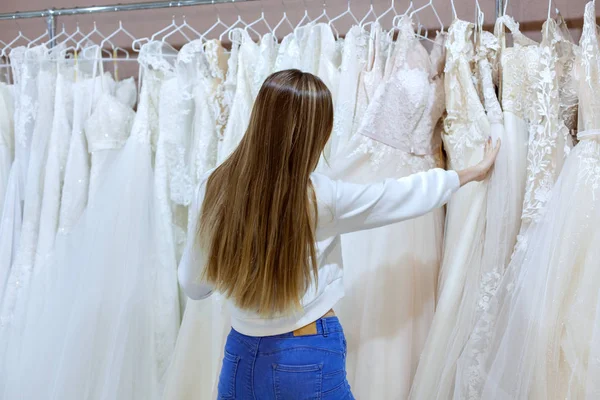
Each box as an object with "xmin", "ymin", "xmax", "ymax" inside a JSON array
[
  {"xmin": 218, "ymin": 350, "xmax": 240, "ymax": 399},
  {"xmin": 272, "ymin": 363, "xmax": 323, "ymax": 400}
]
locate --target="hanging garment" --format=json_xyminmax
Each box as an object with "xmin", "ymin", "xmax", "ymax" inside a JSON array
[
  {"xmin": 2, "ymin": 42, "xmax": 179, "ymax": 400},
  {"xmin": 58, "ymin": 50, "xmax": 117, "ymax": 235},
  {"xmin": 494, "ymin": 16, "xmax": 539, "ymax": 230},
  {"xmin": 33, "ymin": 56, "xmax": 74, "ymax": 272},
  {"xmin": 0, "ymin": 47, "xmax": 58, "ymax": 394},
  {"xmin": 453, "ymin": 15, "xmax": 583, "ymax": 400},
  {"xmin": 162, "ymin": 39, "xmax": 231, "ymax": 400},
  {"xmin": 410, "ymin": 26, "xmax": 519, "ymax": 399},
  {"xmin": 329, "ymin": 25, "xmax": 368, "ymax": 158},
  {"xmin": 409, "ymin": 19, "xmax": 491, "ymax": 400},
  {"xmin": 0, "ymin": 45, "xmax": 38, "ymax": 300},
  {"xmin": 0, "ymin": 82, "xmax": 14, "ymax": 215},
  {"xmin": 325, "ymin": 17, "xmax": 446, "ymax": 399}
]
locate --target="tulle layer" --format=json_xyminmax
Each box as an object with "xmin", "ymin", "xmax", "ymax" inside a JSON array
[{"xmin": 455, "ymin": 138, "xmax": 600, "ymax": 400}]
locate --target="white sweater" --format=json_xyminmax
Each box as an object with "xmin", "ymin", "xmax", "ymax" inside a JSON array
[{"xmin": 178, "ymin": 168, "xmax": 460, "ymax": 337}]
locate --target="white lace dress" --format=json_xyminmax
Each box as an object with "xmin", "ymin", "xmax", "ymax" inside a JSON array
[
  {"xmin": 453, "ymin": 15, "xmax": 585, "ymax": 400},
  {"xmin": 408, "ymin": 20, "xmax": 490, "ymax": 400},
  {"xmin": 326, "ymin": 18, "xmax": 446, "ymax": 399},
  {"xmin": 0, "ymin": 82, "xmax": 13, "ymax": 216},
  {"xmin": 2, "ymin": 42, "xmax": 179, "ymax": 400},
  {"xmin": 410, "ymin": 27, "xmax": 518, "ymax": 399},
  {"xmin": 33, "ymin": 58, "xmax": 74, "ymax": 273},
  {"xmin": 0, "ymin": 48, "xmax": 58, "ymax": 393},
  {"xmin": 162, "ymin": 40, "xmax": 228, "ymax": 400},
  {"xmin": 0, "ymin": 46, "xmax": 39, "ymax": 303},
  {"xmin": 329, "ymin": 26, "xmax": 368, "ymax": 158}
]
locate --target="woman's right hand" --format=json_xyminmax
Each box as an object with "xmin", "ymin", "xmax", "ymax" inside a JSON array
[{"xmin": 457, "ymin": 137, "xmax": 501, "ymax": 186}]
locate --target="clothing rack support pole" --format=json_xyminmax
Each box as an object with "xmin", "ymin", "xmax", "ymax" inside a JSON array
[
  {"xmin": 46, "ymin": 9, "xmax": 56, "ymax": 48},
  {"xmin": 0, "ymin": 0, "xmax": 256, "ymax": 21},
  {"xmin": 496, "ymin": 0, "xmax": 503, "ymax": 18}
]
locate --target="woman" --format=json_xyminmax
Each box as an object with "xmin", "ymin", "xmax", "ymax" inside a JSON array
[{"xmin": 178, "ymin": 70, "xmax": 499, "ymax": 399}]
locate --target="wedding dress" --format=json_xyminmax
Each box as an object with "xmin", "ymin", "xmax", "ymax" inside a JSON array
[
  {"xmin": 58, "ymin": 49, "xmax": 118, "ymax": 235},
  {"xmin": 326, "ymin": 17, "xmax": 446, "ymax": 399},
  {"xmin": 0, "ymin": 47, "xmax": 58, "ymax": 392},
  {"xmin": 33, "ymin": 56, "xmax": 74, "ymax": 272},
  {"xmin": 2, "ymin": 42, "xmax": 179, "ymax": 400},
  {"xmin": 453, "ymin": 15, "xmax": 584, "ymax": 400},
  {"xmin": 329, "ymin": 25, "xmax": 368, "ymax": 158},
  {"xmin": 494, "ymin": 16, "xmax": 538, "ymax": 230},
  {"xmin": 218, "ymin": 30, "xmax": 276, "ymax": 163},
  {"xmin": 409, "ymin": 19, "xmax": 491, "ymax": 399},
  {"xmin": 162, "ymin": 40, "xmax": 228, "ymax": 400},
  {"xmin": 0, "ymin": 82, "xmax": 13, "ymax": 215},
  {"xmin": 0, "ymin": 45, "xmax": 40, "ymax": 301}
]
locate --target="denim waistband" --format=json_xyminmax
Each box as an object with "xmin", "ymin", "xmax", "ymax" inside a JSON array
[{"xmin": 231, "ymin": 316, "xmax": 344, "ymax": 345}]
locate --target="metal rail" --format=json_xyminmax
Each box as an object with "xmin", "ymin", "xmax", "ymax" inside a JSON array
[{"xmin": 0, "ymin": 0, "xmax": 257, "ymax": 20}]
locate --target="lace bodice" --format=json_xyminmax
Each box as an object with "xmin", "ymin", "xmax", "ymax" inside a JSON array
[
  {"xmin": 518, "ymin": 19, "xmax": 575, "ymax": 228},
  {"xmin": 358, "ymin": 17, "xmax": 445, "ymax": 156},
  {"xmin": 578, "ymin": 1, "xmax": 600, "ymax": 132},
  {"xmin": 494, "ymin": 17, "xmax": 539, "ymax": 120},
  {"xmin": 85, "ymin": 81, "xmax": 136, "ymax": 153},
  {"xmin": 443, "ymin": 20, "xmax": 488, "ymax": 170},
  {"xmin": 476, "ymin": 31, "xmax": 503, "ymax": 123}
]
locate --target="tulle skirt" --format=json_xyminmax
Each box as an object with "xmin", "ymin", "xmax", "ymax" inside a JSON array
[
  {"xmin": 1, "ymin": 137, "xmax": 179, "ymax": 400},
  {"xmin": 326, "ymin": 134, "xmax": 445, "ymax": 399},
  {"xmin": 455, "ymin": 136, "xmax": 600, "ymax": 400}
]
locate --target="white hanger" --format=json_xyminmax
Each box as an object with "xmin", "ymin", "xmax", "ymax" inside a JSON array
[
  {"xmin": 75, "ymin": 22, "xmax": 114, "ymax": 58},
  {"xmin": 365, "ymin": 0, "xmax": 396, "ymax": 29},
  {"xmin": 296, "ymin": 0, "xmax": 313, "ymax": 29},
  {"xmin": 100, "ymin": 21, "xmax": 137, "ymax": 59},
  {"xmin": 246, "ymin": 4, "xmax": 275, "ymax": 40},
  {"xmin": 202, "ymin": 2, "xmax": 230, "ymax": 41},
  {"xmin": 162, "ymin": 15, "xmax": 202, "ymax": 42},
  {"xmin": 313, "ymin": 0, "xmax": 333, "ymax": 24},
  {"xmin": 220, "ymin": 2, "xmax": 261, "ymax": 42},
  {"xmin": 409, "ymin": 0, "xmax": 444, "ymax": 34},
  {"xmin": 274, "ymin": 1, "xmax": 294, "ymax": 39},
  {"xmin": 359, "ymin": 0, "xmax": 378, "ymax": 28},
  {"xmin": 329, "ymin": 0, "xmax": 359, "ymax": 37},
  {"xmin": 1, "ymin": 31, "xmax": 31, "ymax": 58}
]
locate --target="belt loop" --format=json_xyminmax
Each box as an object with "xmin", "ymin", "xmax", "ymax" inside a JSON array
[{"xmin": 321, "ymin": 318, "xmax": 329, "ymax": 337}]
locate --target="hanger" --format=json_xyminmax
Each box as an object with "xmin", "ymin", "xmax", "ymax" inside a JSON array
[
  {"xmin": 219, "ymin": 1, "xmax": 261, "ymax": 42},
  {"xmin": 1, "ymin": 31, "xmax": 31, "ymax": 58},
  {"xmin": 313, "ymin": 0, "xmax": 333, "ymax": 24},
  {"xmin": 202, "ymin": 2, "xmax": 230, "ymax": 41},
  {"xmin": 245, "ymin": 3, "xmax": 275, "ymax": 40},
  {"xmin": 162, "ymin": 15, "xmax": 202, "ymax": 42},
  {"xmin": 296, "ymin": 0, "xmax": 313, "ymax": 29},
  {"xmin": 273, "ymin": 0, "xmax": 294, "ymax": 39},
  {"xmin": 100, "ymin": 21, "xmax": 137, "ymax": 59},
  {"xmin": 409, "ymin": 0, "xmax": 444, "ymax": 34},
  {"xmin": 329, "ymin": 0, "xmax": 359, "ymax": 39},
  {"xmin": 359, "ymin": 0, "xmax": 378, "ymax": 28},
  {"xmin": 364, "ymin": 0, "xmax": 396, "ymax": 30}
]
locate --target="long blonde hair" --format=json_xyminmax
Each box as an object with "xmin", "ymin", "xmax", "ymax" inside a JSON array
[{"xmin": 199, "ymin": 70, "xmax": 334, "ymax": 316}]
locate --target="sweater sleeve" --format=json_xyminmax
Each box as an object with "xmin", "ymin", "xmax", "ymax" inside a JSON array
[
  {"xmin": 178, "ymin": 181, "xmax": 214, "ymax": 301},
  {"xmin": 328, "ymin": 168, "xmax": 460, "ymax": 235}
]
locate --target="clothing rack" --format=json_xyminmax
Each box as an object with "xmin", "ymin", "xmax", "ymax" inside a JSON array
[
  {"xmin": 0, "ymin": 0, "xmax": 509, "ymax": 53},
  {"xmin": 0, "ymin": 0, "xmax": 258, "ymax": 47}
]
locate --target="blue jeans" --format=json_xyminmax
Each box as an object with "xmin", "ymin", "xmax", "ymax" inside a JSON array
[{"xmin": 217, "ymin": 316, "xmax": 354, "ymax": 399}]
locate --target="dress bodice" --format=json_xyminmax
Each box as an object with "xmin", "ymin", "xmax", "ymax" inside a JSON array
[
  {"xmin": 84, "ymin": 80, "xmax": 136, "ymax": 153},
  {"xmin": 494, "ymin": 16, "xmax": 539, "ymax": 120},
  {"xmin": 443, "ymin": 19, "xmax": 488, "ymax": 170},
  {"xmin": 358, "ymin": 17, "xmax": 445, "ymax": 156}
]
